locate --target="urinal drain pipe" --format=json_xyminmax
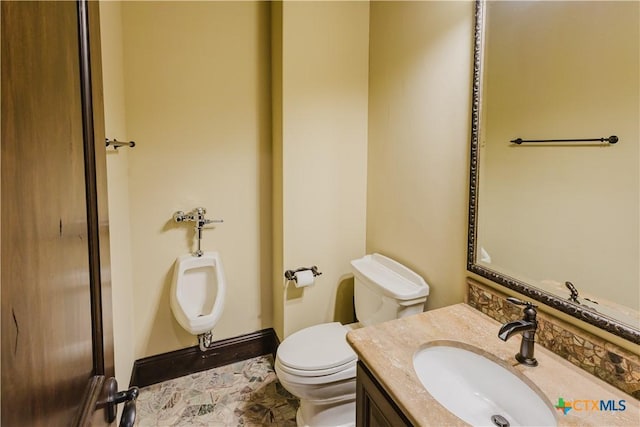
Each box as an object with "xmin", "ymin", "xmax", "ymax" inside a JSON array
[{"xmin": 198, "ymin": 331, "xmax": 215, "ymax": 352}]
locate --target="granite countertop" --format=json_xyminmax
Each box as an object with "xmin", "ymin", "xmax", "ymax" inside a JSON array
[{"xmin": 346, "ymin": 303, "xmax": 639, "ymax": 426}]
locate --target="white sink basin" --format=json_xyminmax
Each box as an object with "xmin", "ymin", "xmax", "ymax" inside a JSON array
[{"xmin": 413, "ymin": 344, "xmax": 556, "ymax": 426}]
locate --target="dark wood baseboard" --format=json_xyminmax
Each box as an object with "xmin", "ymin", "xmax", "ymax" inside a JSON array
[{"xmin": 129, "ymin": 328, "xmax": 280, "ymax": 388}]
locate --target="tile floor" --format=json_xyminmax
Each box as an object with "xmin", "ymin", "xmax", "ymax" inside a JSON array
[{"xmin": 135, "ymin": 355, "xmax": 299, "ymax": 426}]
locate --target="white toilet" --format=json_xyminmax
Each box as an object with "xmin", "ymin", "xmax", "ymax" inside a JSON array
[
  {"xmin": 170, "ymin": 251, "xmax": 226, "ymax": 335},
  {"xmin": 275, "ymin": 253, "xmax": 429, "ymax": 427}
]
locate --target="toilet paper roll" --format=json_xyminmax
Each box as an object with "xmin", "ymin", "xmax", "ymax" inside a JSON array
[{"xmin": 294, "ymin": 270, "xmax": 315, "ymax": 288}]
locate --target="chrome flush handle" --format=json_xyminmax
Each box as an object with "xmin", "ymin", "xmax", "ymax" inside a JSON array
[{"xmin": 173, "ymin": 207, "xmax": 223, "ymax": 257}]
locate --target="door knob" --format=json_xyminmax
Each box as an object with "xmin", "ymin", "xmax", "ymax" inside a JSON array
[
  {"xmin": 118, "ymin": 394, "xmax": 138, "ymax": 427},
  {"xmin": 102, "ymin": 377, "xmax": 139, "ymax": 427}
]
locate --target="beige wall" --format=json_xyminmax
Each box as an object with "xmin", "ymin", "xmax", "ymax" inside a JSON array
[
  {"xmin": 276, "ymin": 0, "xmax": 370, "ymax": 338},
  {"xmin": 478, "ymin": 1, "xmax": 639, "ymax": 310},
  {"xmin": 366, "ymin": 1, "xmax": 474, "ymax": 311},
  {"xmin": 106, "ymin": 0, "xmax": 468, "ymax": 358},
  {"xmin": 103, "ymin": 0, "xmax": 368, "ymax": 360},
  {"xmin": 120, "ymin": 1, "xmax": 272, "ymax": 357},
  {"xmin": 99, "ymin": 1, "xmax": 135, "ymax": 388}
]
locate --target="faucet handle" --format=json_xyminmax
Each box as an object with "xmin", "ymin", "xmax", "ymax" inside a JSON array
[
  {"xmin": 507, "ymin": 297, "xmax": 538, "ymax": 322},
  {"xmin": 506, "ymin": 297, "xmax": 537, "ymax": 309}
]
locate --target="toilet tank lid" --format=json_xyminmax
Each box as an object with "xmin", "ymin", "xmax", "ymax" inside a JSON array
[{"xmin": 350, "ymin": 253, "xmax": 429, "ymax": 300}]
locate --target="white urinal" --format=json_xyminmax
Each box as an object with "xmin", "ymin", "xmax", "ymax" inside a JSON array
[{"xmin": 170, "ymin": 252, "xmax": 226, "ymax": 335}]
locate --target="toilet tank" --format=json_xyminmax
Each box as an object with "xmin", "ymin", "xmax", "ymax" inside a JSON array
[{"xmin": 350, "ymin": 253, "xmax": 429, "ymax": 326}]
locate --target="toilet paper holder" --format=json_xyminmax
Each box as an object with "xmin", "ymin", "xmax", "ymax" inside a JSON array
[{"xmin": 284, "ymin": 266, "xmax": 322, "ymax": 282}]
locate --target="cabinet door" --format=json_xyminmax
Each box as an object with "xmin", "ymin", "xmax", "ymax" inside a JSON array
[{"xmin": 356, "ymin": 362, "xmax": 413, "ymax": 427}]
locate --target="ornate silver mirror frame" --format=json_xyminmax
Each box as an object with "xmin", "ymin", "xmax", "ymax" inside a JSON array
[{"xmin": 466, "ymin": 0, "xmax": 639, "ymax": 345}]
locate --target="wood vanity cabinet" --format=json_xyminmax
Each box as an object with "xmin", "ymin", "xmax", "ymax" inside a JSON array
[{"xmin": 356, "ymin": 361, "xmax": 414, "ymax": 427}]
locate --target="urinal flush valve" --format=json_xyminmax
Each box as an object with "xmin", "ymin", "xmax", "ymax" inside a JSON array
[{"xmin": 173, "ymin": 207, "xmax": 223, "ymax": 257}]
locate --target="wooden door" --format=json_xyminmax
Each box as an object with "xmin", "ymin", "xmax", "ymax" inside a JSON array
[{"xmin": 1, "ymin": 1, "xmax": 115, "ymax": 425}]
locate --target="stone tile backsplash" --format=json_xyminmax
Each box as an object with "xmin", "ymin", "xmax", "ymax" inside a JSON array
[{"xmin": 467, "ymin": 279, "xmax": 640, "ymax": 399}]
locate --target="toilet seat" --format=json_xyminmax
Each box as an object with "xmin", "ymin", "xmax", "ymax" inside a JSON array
[
  {"xmin": 275, "ymin": 358, "xmax": 357, "ymax": 387},
  {"xmin": 276, "ymin": 322, "xmax": 357, "ymax": 377}
]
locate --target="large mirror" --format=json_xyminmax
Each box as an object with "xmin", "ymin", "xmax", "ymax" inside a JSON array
[{"xmin": 468, "ymin": 0, "xmax": 639, "ymax": 343}]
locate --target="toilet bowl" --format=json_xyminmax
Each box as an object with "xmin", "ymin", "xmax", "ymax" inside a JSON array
[
  {"xmin": 275, "ymin": 253, "xmax": 429, "ymax": 427},
  {"xmin": 275, "ymin": 322, "xmax": 357, "ymax": 427},
  {"xmin": 170, "ymin": 251, "xmax": 226, "ymax": 335}
]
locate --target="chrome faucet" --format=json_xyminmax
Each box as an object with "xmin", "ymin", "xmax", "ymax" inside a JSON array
[{"xmin": 498, "ymin": 297, "xmax": 538, "ymax": 367}]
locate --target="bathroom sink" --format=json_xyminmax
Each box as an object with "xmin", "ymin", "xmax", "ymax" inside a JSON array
[{"xmin": 413, "ymin": 344, "xmax": 556, "ymax": 427}]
